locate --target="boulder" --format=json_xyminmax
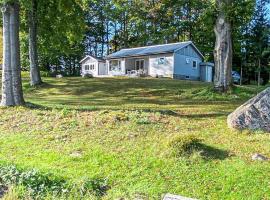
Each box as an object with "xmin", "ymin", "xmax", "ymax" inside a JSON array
[
  {"xmin": 251, "ymin": 153, "xmax": 268, "ymax": 161},
  {"xmin": 227, "ymin": 87, "xmax": 270, "ymax": 132},
  {"xmin": 163, "ymin": 194, "xmax": 197, "ymax": 200},
  {"xmin": 56, "ymin": 74, "xmax": 63, "ymax": 78}
]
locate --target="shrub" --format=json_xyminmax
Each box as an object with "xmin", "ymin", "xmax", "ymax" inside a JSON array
[
  {"xmin": 168, "ymin": 134, "xmax": 202, "ymax": 157},
  {"xmin": 82, "ymin": 73, "xmax": 93, "ymax": 78},
  {"xmin": 0, "ymin": 165, "xmax": 110, "ymax": 199},
  {"xmin": 113, "ymin": 112, "xmax": 129, "ymax": 122}
]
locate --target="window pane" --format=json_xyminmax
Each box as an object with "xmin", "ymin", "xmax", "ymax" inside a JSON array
[{"xmin": 193, "ymin": 61, "xmax": 197, "ymax": 68}]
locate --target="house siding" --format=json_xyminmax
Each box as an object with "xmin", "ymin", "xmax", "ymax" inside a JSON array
[
  {"xmin": 149, "ymin": 53, "xmax": 174, "ymax": 78},
  {"xmin": 81, "ymin": 56, "xmax": 106, "ymax": 76},
  {"xmin": 98, "ymin": 62, "xmax": 107, "ymax": 75},
  {"xmin": 81, "ymin": 57, "xmax": 99, "ymax": 77},
  {"xmin": 173, "ymin": 44, "xmax": 203, "ymax": 80},
  {"xmin": 125, "ymin": 56, "xmax": 150, "ymax": 73}
]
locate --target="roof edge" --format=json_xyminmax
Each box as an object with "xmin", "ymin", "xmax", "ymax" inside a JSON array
[{"xmin": 174, "ymin": 42, "xmax": 204, "ymax": 59}]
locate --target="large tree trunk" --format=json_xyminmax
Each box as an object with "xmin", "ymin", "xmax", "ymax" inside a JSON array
[
  {"xmin": 214, "ymin": 0, "xmax": 233, "ymax": 92},
  {"xmin": 29, "ymin": 0, "xmax": 42, "ymax": 86},
  {"xmin": 1, "ymin": 2, "xmax": 24, "ymax": 106}
]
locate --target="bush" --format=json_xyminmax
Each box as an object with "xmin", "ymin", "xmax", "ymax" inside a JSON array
[
  {"xmin": 168, "ymin": 134, "xmax": 202, "ymax": 156},
  {"xmin": 0, "ymin": 165, "xmax": 110, "ymax": 199},
  {"xmin": 82, "ymin": 73, "xmax": 93, "ymax": 78}
]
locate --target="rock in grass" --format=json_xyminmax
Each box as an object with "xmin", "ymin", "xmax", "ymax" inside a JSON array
[
  {"xmin": 56, "ymin": 74, "xmax": 63, "ymax": 78},
  {"xmin": 227, "ymin": 87, "xmax": 270, "ymax": 132},
  {"xmin": 252, "ymin": 153, "xmax": 268, "ymax": 161},
  {"xmin": 163, "ymin": 193, "xmax": 198, "ymax": 200},
  {"xmin": 70, "ymin": 151, "xmax": 82, "ymax": 158}
]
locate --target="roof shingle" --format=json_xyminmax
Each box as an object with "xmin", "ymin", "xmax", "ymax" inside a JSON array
[{"xmin": 106, "ymin": 41, "xmax": 193, "ymax": 59}]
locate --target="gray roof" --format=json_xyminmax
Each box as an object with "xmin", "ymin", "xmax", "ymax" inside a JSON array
[
  {"xmin": 106, "ymin": 41, "xmax": 203, "ymax": 59},
  {"xmin": 79, "ymin": 55, "xmax": 105, "ymax": 63}
]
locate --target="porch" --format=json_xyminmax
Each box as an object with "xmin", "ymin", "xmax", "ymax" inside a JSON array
[{"xmin": 107, "ymin": 56, "xmax": 149, "ymax": 77}]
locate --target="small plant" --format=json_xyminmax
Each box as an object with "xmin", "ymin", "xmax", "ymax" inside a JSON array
[
  {"xmin": 0, "ymin": 165, "xmax": 110, "ymax": 199},
  {"xmin": 113, "ymin": 112, "xmax": 129, "ymax": 122},
  {"xmin": 80, "ymin": 178, "xmax": 109, "ymax": 197},
  {"xmin": 168, "ymin": 134, "xmax": 202, "ymax": 157}
]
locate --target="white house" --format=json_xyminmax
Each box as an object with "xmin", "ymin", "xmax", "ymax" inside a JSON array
[
  {"xmin": 105, "ymin": 41, "xmax": 213, "ymax": 81},
  {"xmin": 80, "ymin": 55, "xmax": 107, "ymax": 77}
]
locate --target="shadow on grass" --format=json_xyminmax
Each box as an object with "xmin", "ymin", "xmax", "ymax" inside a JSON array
[
  {"xmin": 24, "ymin": 102, "xmax": 230, "ymax": 120},
  {"xmin": 195, "ymin": 143, "xmax": 230, "ymax": 160},
  {"xmin": 25, "ymin": 102, "xmax": 53, "ymax": 111}
]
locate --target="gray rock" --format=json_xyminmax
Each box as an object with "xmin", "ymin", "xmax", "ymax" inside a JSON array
[
  {"xmin": 56, "ymin": 74, "xmax": 63, "ymax": 78},
  {"xmin": 163, "ymin": 194, "xmax": 198, "ymax": 200},
  {"xmin": 70, "ymin": 151, "xmax": 82, "ymax": 158},
  {"xmin": 227, "ymin": 87, "xmax": 270, "ymax": 132},
  {"xmin": 252, "ymin": 153, "xmax": 268, "ymax": 161}
]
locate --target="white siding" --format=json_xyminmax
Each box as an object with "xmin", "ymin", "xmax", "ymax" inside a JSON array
[
  {"xmin": 98, "ymin": 63, "xmax": 107, "ymax": 75},
  {"xmin": 108, "ymin": 59, "xmax": 125, "ymax": 76},
  {"xmin": 81, "ymin": 56, "xmax": 107, "ymax": 76},
  {"xmin": 149, "ymin": 53, "xmax": 174, "ymax": 78},
  {"xmin": 81, "ymin": 57, "xmax": 99, "ymax": 77}
]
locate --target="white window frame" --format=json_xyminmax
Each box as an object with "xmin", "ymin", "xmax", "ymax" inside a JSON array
[
  {"xmin": 85, "ymin": 65, "xmax": 90, "ymax": 71},
  {"xmin": 158, "ymin": 57, "xmax": 166, "ymax": 65},
  {"xmin": 192, "ymin": 60, "xmax": 198, "ymax": 69},
  {"xmin": 90, "ymin": 64, "xmax": 95, "ymax": 70},
  {"xmin": 135, "ymin": 59, "xmax": 145, "ymax": 70},
  {"xmin": 109, "ymin": 60, "xmax": 121, "ymax": 71}
]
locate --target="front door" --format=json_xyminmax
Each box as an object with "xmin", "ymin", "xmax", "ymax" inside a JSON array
[{"xmin": 135, "ymin": 59, "xmax": 144, "ymax": 70}]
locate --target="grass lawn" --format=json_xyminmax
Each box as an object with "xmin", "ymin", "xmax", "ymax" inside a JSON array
[{"xmin": 0, "ymin": 75, "xmax": 269, "ymax": 199}]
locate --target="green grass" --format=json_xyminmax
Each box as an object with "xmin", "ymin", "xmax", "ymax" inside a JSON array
[{"xmin": 0, "ymin": 74, "xmax": 270, "ymax": 199}]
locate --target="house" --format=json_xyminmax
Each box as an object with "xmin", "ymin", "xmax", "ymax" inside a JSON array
[
  {"xmin": 106, "ymin": 41, "xmax": 213, "ymax": 81},
  {"xmin": 80, "ymin": 55, "xmax": 107, "ymax": 77}
]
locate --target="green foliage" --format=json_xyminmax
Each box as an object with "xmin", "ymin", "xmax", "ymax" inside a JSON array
[
  {"xmin": 0, "ymin": 165, "xmax": 110, "ymax": 199},
  {"xmin": 0, "ymin": 165, "xmax": 68, "ymax": 197},
  {"xmin": 169, "ymin": 134, "xmax": 202, "ymax": 156}
]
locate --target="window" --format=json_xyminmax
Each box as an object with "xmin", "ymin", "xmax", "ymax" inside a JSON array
[
  {"xmin": 186, "ymin": 58, "xmax": 190, "ymax": 64},
  {"xmin": 109, "ymin": 60, "xmax": 121, "ymax": 71},
  {"xmin": 185, "ymin": 76, "xmax": 190, "ymax": 79},
  {"xmin": 85, "ymin": 64, "xmax": 95, "ymax": 71},
  {"xmin": 192, "ymin": 60, "xmax": 197, "ymax": 69},
  {"xmin": 135, "ymin": 59, "xmax": 144, "ymax": 70},
  {"xmin": 158, "ymin": 57, "xmax": 165, "ymax": 65},
  {"xmin": 90, "ymin": 64, "xmax": 95, "ymax": 70},
  {"xmin": 85, "ymin": 65, "xmax": 90, "ymax": 70}
]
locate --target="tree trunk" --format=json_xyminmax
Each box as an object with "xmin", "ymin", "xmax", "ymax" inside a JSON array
[
  {"xmin": 1, "ymin": 2, "xmax": 24, "ymax": 106},
  {"xmin": 258, "ymin": 58, "xmax": 261, "ymax": 86},
  {"xmin": 240, "ymin": 61, "xmax": 243, "ymax": 85},
  {"xmin": 29, "ymin": 0, "xmax": 42, "ymax": 86},
  {"xmin": 214, "ymin": 0, "xmax": 233, "ymax": 92}
]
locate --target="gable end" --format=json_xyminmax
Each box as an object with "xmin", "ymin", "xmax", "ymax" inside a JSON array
[{"xmin": 174, "ymin": 44, "xmax": 204, "ymax": 59}]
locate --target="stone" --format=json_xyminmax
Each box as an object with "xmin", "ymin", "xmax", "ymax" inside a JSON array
[
  {"xmin": 163, "ymin": 194, "xmax": 197, "ymax": 200},
  {"xmin": 252, "ymin": 153, "xmax": 268, "ymax": 161},
  {"xmin": 56, "ymin": 74, "xmax": 63, "ymax": 78},
  {"xmin": 70, "ymin": 151, "xmax": 82, "ymax": 158},
  {"xmin": 227, "ymin": 87, "xmax": 270, "ymax": 132}
]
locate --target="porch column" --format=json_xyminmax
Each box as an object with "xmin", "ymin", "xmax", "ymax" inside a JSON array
[
  {"xmin": 121, "ymin": 58, "xmax": 126, "ymax": 74},
  {"xmin": 106, "ymin": 60, "xmax": 110, "ymax": 75}
]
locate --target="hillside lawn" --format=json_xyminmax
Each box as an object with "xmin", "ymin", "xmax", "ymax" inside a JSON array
[{"xmin": 0, "ymin": 74, "xmax": 269, "ymax": 199}]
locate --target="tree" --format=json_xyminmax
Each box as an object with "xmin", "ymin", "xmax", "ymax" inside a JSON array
[
  {"xmin": 250, "ymin": 0, "xmax": 269, "ymax": 85},
  {"xmin": 28, "ymin": 0, "xmax": 42, "ymax": 86},
  {"xmin": 213, "ymin": 0, "xmax": 233, "ymax": 92},
  {"xmin": 1, "ymin": 1, "xmax": 24, "ymax": 106}
]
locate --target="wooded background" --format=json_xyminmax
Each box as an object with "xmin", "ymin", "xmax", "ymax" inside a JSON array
[{"xmin": 0, "ymin": 0, "xmax": 269, "ymax": 84}]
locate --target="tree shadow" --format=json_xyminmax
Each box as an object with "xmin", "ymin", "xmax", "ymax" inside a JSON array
[{"xmin": 24, "ymin": 102, "xmax": 53, "ymax": 111}]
